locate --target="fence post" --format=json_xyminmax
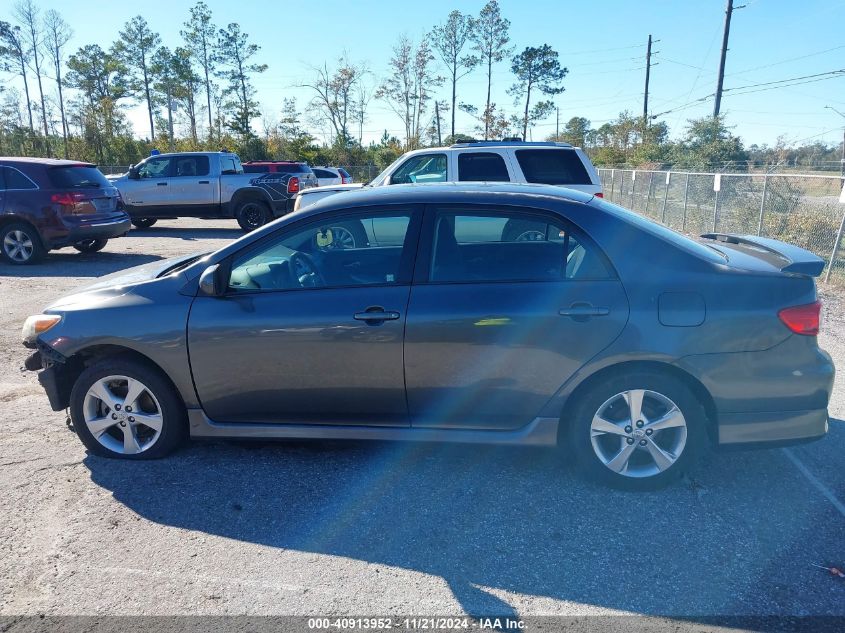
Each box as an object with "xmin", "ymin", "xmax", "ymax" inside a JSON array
[
  {"xmin": 610, "ymin": 169, "xmax": 616, "ymax": 202},
  {"xmin": 661, "ymin": 172, "xmax": 671, "ymax": 224},
  {"xmin": 825, "ymin": 202, "xmax": 845, "ymax": 283},
  {"xmin": 712, "ymin": 174, "xmax": 721, "ymax": 232},
  {"xmin": 757, "ymin": 174, "xmax": 769, "ymax": 236},
  {"xmin": 682, "ymin": 173, "xmax": 690, "ymax": 231},
  {"xmin": 644, "ymin": 172, "xmax": 654, "ymax": 216},
  {"xmin": 630, "ymin": 171, "xmax": 636, "ymax": 209}
]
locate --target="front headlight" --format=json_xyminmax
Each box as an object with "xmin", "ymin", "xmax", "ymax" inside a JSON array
[{"xmin": 22, "ymin": 314, "xmax": 61, "ymax": 346}]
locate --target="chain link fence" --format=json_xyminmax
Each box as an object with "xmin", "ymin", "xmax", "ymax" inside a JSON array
[{"xmin": 598, "ymin": 168, "xmax": 845, "ymax": 284}]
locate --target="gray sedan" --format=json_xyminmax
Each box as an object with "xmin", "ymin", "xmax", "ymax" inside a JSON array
[{"xmin": 21, "ymin": 183, "xmax": 835, "ymax": 489}]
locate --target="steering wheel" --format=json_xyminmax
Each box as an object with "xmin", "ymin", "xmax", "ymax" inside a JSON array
[{"xmin": 289, "ymin": 251, "xmax": 326, "ymax": 288}]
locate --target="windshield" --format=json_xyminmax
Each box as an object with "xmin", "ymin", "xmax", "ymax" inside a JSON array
[{"xmin": 48, "ymin": 166, "xmax": 111, "ymax": 189}]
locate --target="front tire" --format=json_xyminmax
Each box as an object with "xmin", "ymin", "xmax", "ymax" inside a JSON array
[
  {"xmin": 235, "ymin": 200, "xmax": 271, "ymax": 231},
  {"xmin": 568, "ymin": 371, "xmax": 706, "ymax": 490},
  {"xmin": 73, "ymin": 238, "xmax": 108, "ymax": 253},
  {"xmin": 70, "ymin": 357, "xmax": 187, "ymax": 460},
  {"xmin": 0, "ymin": 222, "xmax": 46, "ymax": 265},
  {"xmin": 131, "ymin": 218, "xmax": 157, "ymax": 229}
]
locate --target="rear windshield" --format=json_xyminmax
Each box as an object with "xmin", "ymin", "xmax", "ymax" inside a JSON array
[
  {"xmin": 515, "ymin": 149, "xmax": 592, "ymax": 185},
  {"xmin": 49, "ymin": 166, "xmax": 112, "ymax": 189},
  {"xmin": 338, "ymin": 168, "xmax": 351, "ymax": 178}
]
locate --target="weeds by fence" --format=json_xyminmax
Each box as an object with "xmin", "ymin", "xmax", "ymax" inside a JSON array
[{"xmin": 598, "ymin": 168, "xmax": 845, "ymax": 284}]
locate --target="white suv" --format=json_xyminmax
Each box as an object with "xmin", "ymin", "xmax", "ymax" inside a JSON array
[{"xmin": 294, "ymin": 141, "xmax": 602, "ymax": 211}]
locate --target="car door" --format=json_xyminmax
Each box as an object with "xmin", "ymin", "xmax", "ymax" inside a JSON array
[
  {"xmin": 403, "ymin": 204, "xmax": 629, "ymax": 430},
  {"xmin": 188, "ymin": 205, "xmax": 423, "ymax": 426},
  {"xmin": 170, "ymin": 154, "xmax": 216, "ymax": 215},
  {"xmin": 123, "ymin": 155, "xmax": 174, "ymax": 215}
]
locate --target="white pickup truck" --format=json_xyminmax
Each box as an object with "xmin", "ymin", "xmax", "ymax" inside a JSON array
[{"xmin": 111, "ymin": 151, "xmax": 312, "ymax": 231}]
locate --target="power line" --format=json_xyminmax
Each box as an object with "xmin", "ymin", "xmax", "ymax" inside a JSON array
[
  {"xmin": 724, "ymin": 69, "xmax": 845, "ymax": 93},
  {"xmin": 726, "ymin": 44, "xmax": 845, "ymax": 77}
]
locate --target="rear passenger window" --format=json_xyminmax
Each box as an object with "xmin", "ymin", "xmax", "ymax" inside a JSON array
[
  {"xmin": 172, "ymin": 156, "xmax": 210, "ymax": 177},
  {"xmin": 458, "ymin": 152, "xmax": 510, "ymax": 182},
  {"xmin": 3, "ymin": 167, "xmax": 37, "ymax": 190},
  {"xmin": 515, "ymin": 149, "xmax": 591, "ymax": 185},
  {"xmin": 429, "ymin": 209, "xmax": 611, "ymax": 283}
]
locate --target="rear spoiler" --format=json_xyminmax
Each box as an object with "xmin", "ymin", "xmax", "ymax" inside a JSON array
[{"xmin": 700, "ymin": 233, "xmax": 826, "ymax": 277}]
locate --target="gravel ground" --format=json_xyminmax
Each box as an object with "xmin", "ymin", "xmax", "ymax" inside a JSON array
[{"xmin": 0, "ymin": 219, "xmax": 843, "ymax": 622}]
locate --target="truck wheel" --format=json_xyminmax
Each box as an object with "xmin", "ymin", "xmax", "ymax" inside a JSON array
[
  {"xmin": 0, "ymin": 222, "xmax": 46, "ymax": 265},
  {"xmin": 73, "ymin": 239, "xmax": 108, "ymax": 253},
  {"xmin": 131, "ymin": 218, "xmax": 157, "ymax": 229},
  {"xmin": 236, "ymin": 200, "xmax": 271, "ymax": 232}
]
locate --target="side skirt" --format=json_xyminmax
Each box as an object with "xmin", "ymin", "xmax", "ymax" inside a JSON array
[{"xmin": 187, "ymin": 410, "xmax": 560, "ymax": 446}]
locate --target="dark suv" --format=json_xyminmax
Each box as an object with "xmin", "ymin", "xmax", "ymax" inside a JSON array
[{"xmin": 0, "ymin": 158, "xmax": 130, "ymax": 265}]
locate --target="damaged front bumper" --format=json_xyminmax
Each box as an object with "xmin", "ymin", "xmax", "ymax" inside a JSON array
[{"xmin": 22, "ymin": 342, "xmax": 75, "ymax": 412}]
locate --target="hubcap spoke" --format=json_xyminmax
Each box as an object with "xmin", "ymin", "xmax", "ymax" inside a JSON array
[
  {"xmin": 88, "ymin": 380, "xmax": 120, "ymax": 411},
  {"xmin": 624, "ymin": 389, "xmax": 645, "ymax": 424},
  {"xmin": 131, "ymin": 412, "xmax": 163, "ymax": 432},
  {"xmin": 591, "ymin": 414, "xmax": 628, "ymax": 437},
  {"xmin": 645, "ymin": 438, "xmax": 676, "ymax": 471},
  {"xmin": 123, "ymin": 378, "xmax": 146, "ymax": 411},
  {"xmin": 87, "ymin": 416, "xmax": 119, "ymax": 437},
  {"xmin": 646, "ymin": 407, "xmax": 685, "ymax": 431},
  {"xmin": 121, "ymin": 424, "xmax": 141, "ymax": 454},
  {"xmin": 606, "ymin": 442, "xmax": 637, "ymax": 473}
]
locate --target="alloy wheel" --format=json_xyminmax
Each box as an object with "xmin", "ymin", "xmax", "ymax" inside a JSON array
[
  {"xmin": 589, "ymin": 389, "xmax": 688, "ymax": 478},
  {"xmin": 82, "ymin": 375, "xmax": 164, "ymax": 455},
  {"xmin": 3, "ymin": 230, "xmax": 35, "ymax": 263}
]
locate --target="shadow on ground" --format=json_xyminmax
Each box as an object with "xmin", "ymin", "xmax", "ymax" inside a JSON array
[
  {"xmin": 0, "ymin": 252, "xmax": 163, "ymax": 278},
  {"xmin": 83, "ymin": 420, "xmax": 845, "ymax": 621},
  {"xmin": 130, "ymin": 225, "xmax": 244, "ymax": 241}
]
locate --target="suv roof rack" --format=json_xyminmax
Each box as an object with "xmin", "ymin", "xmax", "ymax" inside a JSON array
[{"xmin": 449, "ymin": 140, "xmax": 573, "ymax": 148}]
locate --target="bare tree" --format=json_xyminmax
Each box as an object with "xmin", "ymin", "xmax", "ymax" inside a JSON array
[
  {"xmin": 0, "ymin": 21, "xmax": 34, "ymax": 134},
  {"xmin": 430, "ymin": 10, "xmax": 477, "ymax": 139},
  {"xmin": 411, "ymin": 39, "xmax": 442, "ymax": 141},
  {"xmin": 42, "ymin": 9, "xmax": 72, "ymax": 157},
  {"xmin": 15, "ymin": 0, "xmax": 51, "ymax": 153},
  {"xmin": 354, "ymin": 79, "xmax": 373, "ymax": 145},
  {"xmin": 376, "ymin": 35, "xmax": 414, "ymax": 147},
  {"xmin": 302, "ymin": 55, "xmax": 365, "ymax": 145},
  {"xmin": 470, "ymin": 1, "xmax": 512, "ymax": 140}
]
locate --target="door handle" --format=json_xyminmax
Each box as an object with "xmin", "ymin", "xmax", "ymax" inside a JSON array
[
  {"xmin": 198, "ymin": 180, "xmax": 210, "ymax": 184},
  {"xmin": 156, "ymin": 182, "xmax": 168, "ymax": 186},
  {"xmin": 558, "ymin": 305, "xmax": 609, "ymax": 318},
  {"xmin": 354, "ymin": 309, "xmax": 401, "ymax": 322}
]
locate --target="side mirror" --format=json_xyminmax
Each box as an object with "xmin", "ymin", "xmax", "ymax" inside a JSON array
[
  {"xmin": 198, "ymin": 264, "xmax": 224, "ymax": 297},
  {"xmin": 128, "ymin": 166, "xmax": 139, "ymax": 180}
]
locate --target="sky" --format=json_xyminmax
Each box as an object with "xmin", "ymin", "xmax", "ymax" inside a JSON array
[{"xmin": 7, "ymin": 0, "xmax": 845, "ymax": 148}]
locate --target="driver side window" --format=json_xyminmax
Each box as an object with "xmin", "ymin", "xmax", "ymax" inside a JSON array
[
  {"xmin": 228, "ymin": 210, "xmax": 416, "ymax": 292},
  {"xmin": 389, "ymin": 154, "xmax": 447, "ymax": 184},
  {"xmin": 137, "ymin": 157, "xmax": 171, "ymax": 179}
]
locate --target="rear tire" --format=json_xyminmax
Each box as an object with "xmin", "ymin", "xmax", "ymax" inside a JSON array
[
  {"xmin": 70, "ymin": 356, "xmax": 187, "ymax": 460},
  {"xmin": 236, "ymin": 200, "xmax": 271, "ymax": 231},
  {"xmin": 73, "ymin": 238, "xmax": 108, "ymax": 253},
  {"xmin": 0, "ymin": 222, "xmax": 46, "ymax": 265},
  {"xmin": 131, "ymin": 218, "xmax": 157, "ymax": 229},
  {"xmin": 567, "ymin": 371, "xmax": 706, "ymax": 490}
]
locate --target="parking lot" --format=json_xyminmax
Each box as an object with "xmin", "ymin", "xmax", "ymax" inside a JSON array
[{"xmin": 1, "ymin": 219, "xmax": 844, "ymax": 620}]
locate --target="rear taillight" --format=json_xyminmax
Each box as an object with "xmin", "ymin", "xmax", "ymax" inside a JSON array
[
  {"xmin": 778, "ymin": 301, "xmax": 821, "ymax": 336},
  {"xmin": 51, "ymin": 192, "xmax": 88, "ymax": 213},
  {"xmin": 287, "ymin": 176, "xmax": 300, "ymax": 194},
  {"xmin": 342, "ymin": 176, "xmax": 350, "ymax": 184},
  {"xmin": 594, "ymin": 192, "xmax": 603, "ymax": 198}
]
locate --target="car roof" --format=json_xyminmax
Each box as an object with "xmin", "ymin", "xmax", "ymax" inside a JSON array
[
  {"xmin": 0, "ymin": 157, "xmax": 95, "ymax": 167},
  {"xmin": 304, "ymin": 182, "xmax": 595, "ymax": 212},
  {"xmin": 449, "ymin": 140, "xmax": 574, "ymax": 149}
]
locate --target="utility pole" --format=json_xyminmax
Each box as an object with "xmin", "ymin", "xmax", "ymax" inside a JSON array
[
  {"xmin": 643, "ymin": 34, "xmax": 652, "ymax": 122},
  {"xmin": 556, "ymin": 106, "xmax": 560, "ymax": 138},
  {"xmin": 714, "ymin": 0, "xmax": 743, "ymax": 117}
]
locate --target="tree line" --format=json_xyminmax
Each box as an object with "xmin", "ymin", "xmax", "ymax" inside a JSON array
[{"xmin": 0, "ymin": 0, "xmax": 840, "ymax": 172}]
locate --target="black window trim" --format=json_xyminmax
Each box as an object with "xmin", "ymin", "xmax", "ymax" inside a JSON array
[
  {"xmin": 218, "ymin": 204, "xmax": 426, "ymax": 296},
  {"xmin": 1, "ymin": 165, "xmax": 39, "ymax": 191},
  {"xmin": 513, "ymin": 147, "xmax": 592, "ymax": 185},
  {"xmin": 413, "ymin": 203, "xmax": 618, "ymax": 285}
]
